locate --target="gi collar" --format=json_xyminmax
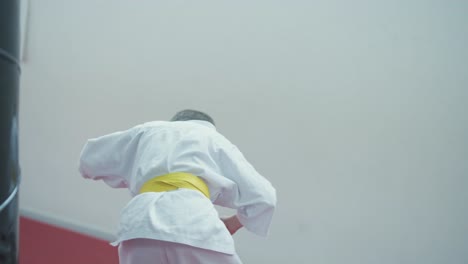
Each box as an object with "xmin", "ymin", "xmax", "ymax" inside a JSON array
[{"xmin": 188, "ymin": 120, "xmax": 216, "ymax": 130}]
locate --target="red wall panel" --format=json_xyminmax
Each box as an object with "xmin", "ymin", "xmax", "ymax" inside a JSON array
[{"xmin": 19, "ymin": 217, "xmax": 119, "ymax": 264}]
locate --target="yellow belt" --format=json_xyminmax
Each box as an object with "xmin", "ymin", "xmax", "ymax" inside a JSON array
[{"xmin": 139, "ymin": 172, "xmax": 210, "ymax": 199}]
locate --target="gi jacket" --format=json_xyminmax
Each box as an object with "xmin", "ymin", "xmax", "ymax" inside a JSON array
[{"xmin": 79, "ymin": 120, "xmax": 277, "ymax": 254}]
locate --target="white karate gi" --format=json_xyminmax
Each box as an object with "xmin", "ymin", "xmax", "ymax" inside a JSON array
[{"xmin": 79, "ymin": 120, "xmax": 276, "ymax": 263}]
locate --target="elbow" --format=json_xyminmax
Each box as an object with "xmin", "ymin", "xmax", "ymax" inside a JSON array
[
  {"xmin": 78, "ymin": 144, "xmax": 95, "ymax": 179},
  {"xmin": 78, "ymin": 140, "xmax": 97, "ymax": 179},
  {"xmin": 78, "ymin": 158, "xmax": 91, "ymax": 179},
  {"xmin": 264, "ymin": 184, "xmax": 277, "ymax": 210}
]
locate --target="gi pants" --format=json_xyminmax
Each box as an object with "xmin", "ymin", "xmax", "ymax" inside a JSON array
[{"xmin": 119, "ymin": 238, "xmax": 243, "ymax": 264}]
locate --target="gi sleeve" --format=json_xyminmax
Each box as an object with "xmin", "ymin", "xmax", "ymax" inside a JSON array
[
  {"xmin": 79, "ymin": 126, "xmax": 141, "ymax": 188},
  {"xmin": 216, "ymin": 144, "xmax": 277, "ymax": 237}
]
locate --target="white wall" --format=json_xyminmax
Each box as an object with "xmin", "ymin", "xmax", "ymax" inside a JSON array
[{"xmin": 19, "ymin": 0, "xmax": 468, "ymax": 263}]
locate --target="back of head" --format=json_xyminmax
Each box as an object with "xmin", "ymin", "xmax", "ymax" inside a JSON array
[{"xmin": 170, "ymin": 109, "xmax": 215, "ymax": 126}]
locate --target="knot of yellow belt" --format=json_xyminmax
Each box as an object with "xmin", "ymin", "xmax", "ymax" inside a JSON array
[{"xmin": 139, "ymin": 172, "xmax": 210, "ymax": 199}]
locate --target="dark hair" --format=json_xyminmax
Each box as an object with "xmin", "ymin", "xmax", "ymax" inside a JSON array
[{"xmin": 170, "ymin": 109, "xmax": 215, "ymax": 125}]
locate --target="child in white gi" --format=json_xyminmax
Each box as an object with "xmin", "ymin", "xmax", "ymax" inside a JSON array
[{"xmin": 79, "ymin": 110, "xmax": 276, "ymax": 264}]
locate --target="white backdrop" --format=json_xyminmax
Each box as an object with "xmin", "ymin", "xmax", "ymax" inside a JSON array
[{"xmin": 19, "ymin": 1, "xmax": 468, "ymax": 263}]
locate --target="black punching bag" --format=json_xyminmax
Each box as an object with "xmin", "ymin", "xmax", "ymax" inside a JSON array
[{"xmin": 0, "ymin": 0, "xmax": 21, "ymax": 263}]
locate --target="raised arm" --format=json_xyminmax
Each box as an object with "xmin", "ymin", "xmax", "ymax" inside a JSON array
[{"xmin": 79, "ymin": 126, "xmax": 142, "ymax": 188}]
